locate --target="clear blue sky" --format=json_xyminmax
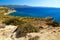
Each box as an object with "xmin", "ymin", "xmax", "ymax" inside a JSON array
[{"xmin": 0, "ymin": 0, "xmax": 60, "ymax": 7}]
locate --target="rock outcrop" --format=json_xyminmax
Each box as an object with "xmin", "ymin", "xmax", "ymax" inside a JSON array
[{"xmin": 0, "ymin": 25, "xmax": 17, "ymax": 40}]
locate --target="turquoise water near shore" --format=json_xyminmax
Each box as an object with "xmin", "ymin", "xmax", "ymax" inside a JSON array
[{"xmin": 9, "ymin": 7, "xmax": 60, "ymax": 22}]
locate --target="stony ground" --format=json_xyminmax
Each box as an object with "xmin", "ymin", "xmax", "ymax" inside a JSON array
[{"xmin": 0, "ymin": 25, "xmax": 60, "ymax": 40}]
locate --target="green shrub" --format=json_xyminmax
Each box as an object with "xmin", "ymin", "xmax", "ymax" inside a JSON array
[
  {"xmin": 15, "ymin": 24, "xmax": 40, "ymax": 38},
  {"xmin": 24, "ymin": 24, "xmax": 40, "ymax": 33},
  {"xmin": 2, "ymin": 17, "xmax": 24, "ymax": 26}
]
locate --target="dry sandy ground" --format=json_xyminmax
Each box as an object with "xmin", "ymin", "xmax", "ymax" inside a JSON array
[{"xmin": 0, "ymin": 25, "xmax": 60, "ymax": 40}]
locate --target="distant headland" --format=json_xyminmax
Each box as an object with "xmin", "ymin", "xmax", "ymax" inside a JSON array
[{"xmin": 0, "ymin": 5, "xmax": 31, "ymax": 8}]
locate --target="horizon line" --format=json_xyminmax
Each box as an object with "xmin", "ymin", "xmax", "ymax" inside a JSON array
[{"xmin": 0, "ymin": 5, "xmax": 60, "ymax": 8}]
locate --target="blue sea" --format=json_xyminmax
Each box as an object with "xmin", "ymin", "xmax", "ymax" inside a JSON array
[{"xmin": 9, "ymin": 7, "xmax": 60, "ymax": 22}]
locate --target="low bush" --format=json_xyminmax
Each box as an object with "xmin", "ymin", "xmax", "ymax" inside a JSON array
[
  {"xmin": 2, "ymin": 17, "xmax": 24, "ymax": 26},
  {"xmin": 15, "ymin": 24, "xmax": 40, "ymax": 38}
]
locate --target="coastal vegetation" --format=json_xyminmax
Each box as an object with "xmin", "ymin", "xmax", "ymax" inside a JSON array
[
  {"xmin": 15, "ymin": 24, "xmax": 40, "ymax": 37},
  {"xmin": 46, "ymin": 21, "xmax": 59, "ymax": 27}
]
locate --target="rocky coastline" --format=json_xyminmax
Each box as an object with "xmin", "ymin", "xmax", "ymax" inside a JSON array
[{"xmin": 0, "ymin": 7, "xmax": 60, "ymax": 40}]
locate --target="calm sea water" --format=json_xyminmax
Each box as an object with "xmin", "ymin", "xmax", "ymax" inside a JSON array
[{"xmin": 9, "ymin": 7, "xmax": 60, "ymax": 22}]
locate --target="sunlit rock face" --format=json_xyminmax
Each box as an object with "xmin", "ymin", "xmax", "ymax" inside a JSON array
[{"xmin": 0, "ymin": 25, "xmax": 17, "ymax": 40}]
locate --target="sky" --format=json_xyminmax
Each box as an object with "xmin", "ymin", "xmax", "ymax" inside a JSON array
[{"xmin": 0, "ymin": 0, "xmax": 60, "ymax": 7}]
